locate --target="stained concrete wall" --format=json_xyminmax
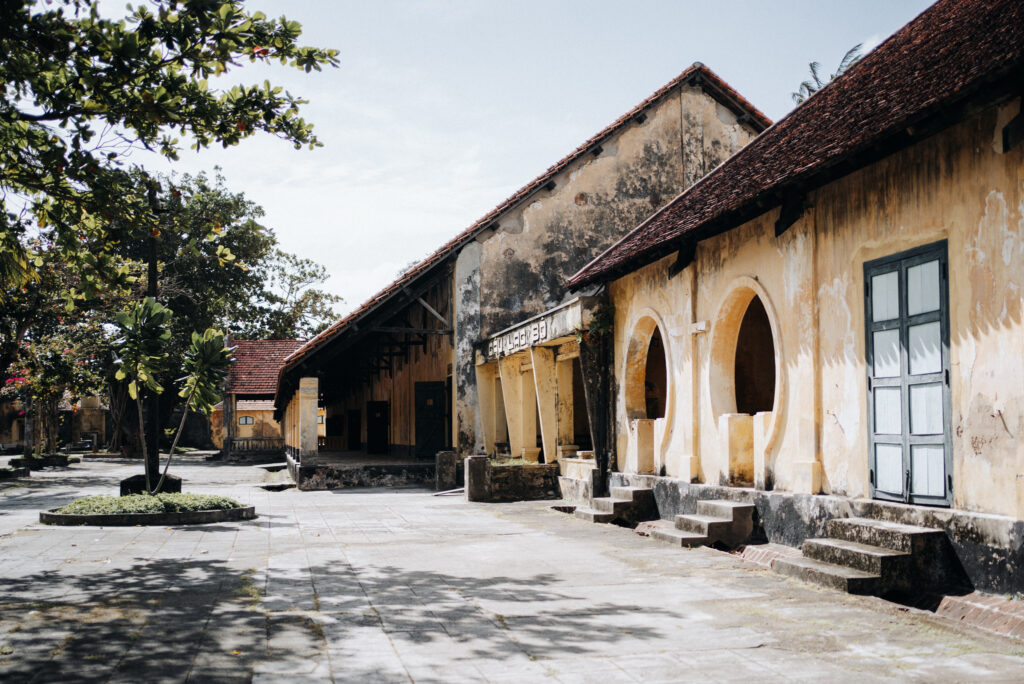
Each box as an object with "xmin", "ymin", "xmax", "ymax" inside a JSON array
[
  {"xmin": 454, "ymin": 84, "xmax": 761, "ymax": 455},
  {"xmin": 609, "ymin": 96, "xmax": 1024, "ymax": 519}
]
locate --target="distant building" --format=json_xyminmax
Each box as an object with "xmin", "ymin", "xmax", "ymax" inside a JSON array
[{"xmin": 212, "ymin": 340, "xmax": 323, "ymax": 455}]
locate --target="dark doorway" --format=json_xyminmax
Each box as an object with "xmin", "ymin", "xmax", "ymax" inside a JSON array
[
  {"xmin": 366, "ymin": 401, "xmax": 389, "ymax": 454},
  {"xmin": 347, "ymin": 410, "xmax": 361, "ymax": 451},
  {"xmin": 572, "ymin": 358, "xmax": 592, "ymax": 450},
  {"xmin": 734, "ymin": 296, "xmax": 776, "ymax": 415},
  {"xmin": 415, "ymin": 382, "xmax": 446, "ymax": 460},
  {"xmin": 644, "ymin": 327, "xmax": 667, "ymax": 419}
]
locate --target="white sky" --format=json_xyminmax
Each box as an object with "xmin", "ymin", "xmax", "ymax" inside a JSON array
[{"xmin": 140, "ymin": 0, "xmax": 935, "ymax": 315}]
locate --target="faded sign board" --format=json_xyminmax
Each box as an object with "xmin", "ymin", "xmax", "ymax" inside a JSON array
[{"xmin": 480, "ymin": 296, "xmax": 599, "ymax": 361}]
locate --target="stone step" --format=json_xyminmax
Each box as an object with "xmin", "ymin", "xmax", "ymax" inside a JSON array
[
  {"xmin": 609, "ymin": 486, "xmax": 654, "ymax": 502},
  {"xmin": 576, "ymin": 450, "xmax": 595, "ymax": 460},
  {"xmin": 802, "ymin": 538, "xmax": 912, "ymax": 576},
  {"xmin": 649, "ymin": 522, "xmax": 708, "ymax": 548},
  {"xmin": 675, "ymin": 514, "xmax": 732, "ymax": 537},
  {"xmin": 592, "ymin": 496, "xmax": 632, "ymax": 514},
  {"xmin": 574, "ymin": 507, "xmax": 614, "ymax": 524},
  {"xmin": 773, "ymin": 555, "xmax": 881, "ymax": 595},
  {"xmin": 696, "ymin": 500, "xmax": 756, "ymax": 519},
  {"xmin": 826, "ymin": 517, "xmax": 945, "ymax": 553}
]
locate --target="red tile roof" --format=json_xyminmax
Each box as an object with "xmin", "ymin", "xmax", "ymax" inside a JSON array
[
  {"xmin": 227, "ymin": 340, "xmax": 304, "ymax": 396},
  {"xmin": 278, "ymin": 63, "xmax": 771, "ymax": 384},
  {"xmin": 569, "ymin": 0, "xmax": 1024, "ymax": 288}
]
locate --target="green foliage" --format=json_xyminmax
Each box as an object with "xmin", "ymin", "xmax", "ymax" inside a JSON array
[
  {"xmin": 55, "ymin": 492, "xmax": 242, "ymax": 515},
  {"xmin": 0, "ymin": 0, "xmax": 338, "ymax": 289},
  {"xmin": 113, "ymin": 298, "xmax": 172, "ymax": 400},
  {"xmin": 574, "ymin": 303, "xmax": 615, "ymax": 344},
  {"xmin": 178, "ymin": 329, "xmax": 233, "ymax": 416}
]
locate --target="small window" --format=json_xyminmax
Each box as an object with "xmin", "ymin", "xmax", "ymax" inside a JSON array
[
  {"xmin": 317, "ymin": 415, "xmax": 324, "ymax": 424},
  {"xmin": 238, "ymin": 416, "xmax": 254, "ymax": 425}
]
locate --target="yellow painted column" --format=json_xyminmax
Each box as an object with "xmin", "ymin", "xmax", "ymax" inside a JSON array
[
  {"xmin": 530, "ymin": 346, "xmax": 558, "ymax": 463},
  {"xmin": 298, "ymin": 376, "xmax": 319, "ymax": 462},
  {"xmin": 520, "ymin": 365, "xmax": 539, "ymax": 461},
  {"xmin": 498, "ymin": 355, "xmax": 523, "ymax": 457},
  {"xmin": 475, "ymin": 362, "xmax": 497, "ymax": 456},
  {"xmin": 556, "ymin": 358, "xmax": 574, "ymax": 450}
]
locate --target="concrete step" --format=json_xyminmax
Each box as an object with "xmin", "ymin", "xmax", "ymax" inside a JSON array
[
  {"xmin": 592, "ymin": 496, "xmax": 632, "ymax": 514},
  {"xmin": 609, "ymin": 486, "xmax": 653, "ymax": 502},
  {"xmin": 697, "ymin": 500, "xmax": 755, "ymax": 519},
  {"xmin": 574, "ymin": 507, "xmax": 614, "ymax": 523},
  {"xmin": 802, "ymin": 538, "xmax": 912, "ymax": 576},
  {"xmin": 675, "ymin": 514, "xmax": 732, "ymax": 537},
  {"xmin": 649, "ymin": 521, "xmax": 708, "ymax": 548},
  {"xmin": 826, "ymin": 517, "xmax": 945, "ymax": 553},
  {"xmin": 773, "ymin": 555, "xmax": 881, "ymax": 595}
]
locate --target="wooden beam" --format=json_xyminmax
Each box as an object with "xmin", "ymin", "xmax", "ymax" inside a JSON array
[
  {"xmin": 1002, "ymin": 107, "xmax": 1024, "ymax": 153},
  {"xmin": 372, "ymin": 327, "xmax": 451, "ymax": 335},
  {"xmin": 416, "ymin": 296, "xmax": 450, "ymax": 328},
  {"xmin": 668, "ymin": 241, "xmax": 696, "ymax": 278},
  {"xmin": 774, "ymin": 194, "xmax": 804, "ymax": 237}
]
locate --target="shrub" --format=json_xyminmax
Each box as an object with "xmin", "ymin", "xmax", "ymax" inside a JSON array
[{"xmin": 55, "ymin": 493, "xmax": 242, "ymax": 515}]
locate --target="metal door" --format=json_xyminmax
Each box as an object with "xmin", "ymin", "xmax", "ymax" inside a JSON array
[
  {"xmin": 347, "ymin": 410, "xmax": 361, "ymax": 451},
  {"xmin": 865, "ymin": 241, "xmax": 952, "ymax": 506},
  {"xmin": 415, "ymin": 382, "xmax": 446, "ymax": 460},
  {"xmin": 366, "ymin": 401, "xmax": 389, "ymax": 455}
]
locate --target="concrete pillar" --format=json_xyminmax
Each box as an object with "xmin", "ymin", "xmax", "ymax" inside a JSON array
[
  {"xmin": 520, "ymin": 366, "xmax": 539, "ymax": 462},
  {"xmin": 719, "ymin": 413, "xmax": 754, "ymax": 486},
  {"xmin": 465, "ymin": 454, "xmax": 490, "ymax": 502},
  {"xmin": 298, "ymin": 376, "xmax": 319, "ymax": 462},
  {"xmin": 753, "ymin": 411, "xmax": 773, "ymax": 490},
  {"xmin": 475, "ymin": 362, "xmax": 497, "ymax": 456},
  {"xmin": 556, "ymin": 358, "xmax": 574, "ymax": 447},
  {"xmin": 531, "ymin": 346, "xmax": 558, "ymax": 463},
  {"xmin": 498, "ymin": 355, "xmax": 523, "ymax": 457},
  {"xmin": 630, "ymin": 419, "xmax": 656, "ymax": 474}
]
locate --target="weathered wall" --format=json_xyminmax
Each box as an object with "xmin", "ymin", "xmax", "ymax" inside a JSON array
[
  {"xmin": 453, "ymin": 84, "xmax": 761, "ymax": 456},
  {"xmin": 608, "ymin": 96, "xmax": 1024, "ymax": 518}
]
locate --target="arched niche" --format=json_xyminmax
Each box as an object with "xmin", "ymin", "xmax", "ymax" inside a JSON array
[{"xmin": 709, "ymin": 277, "xmax": 785, "ymax": 455}]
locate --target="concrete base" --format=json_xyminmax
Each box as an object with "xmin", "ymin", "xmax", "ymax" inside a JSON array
[
  {"xmin": 120, "ymin": 473, "xmax": 182, "ymax": 496},
  {"xmin": 287, "ymin": 453, "xmax": 434, "ymax": 491},
  {"xmin": 611, "ymin": 471, "xmax": 1024, "ymax": 595},
  {"xmin": 435, "ymin": 451, "xmax": 464, "ymax": 491},
  {"xmin": 465, "ymin": 456, "xmax": 560, "ymax": 503}
]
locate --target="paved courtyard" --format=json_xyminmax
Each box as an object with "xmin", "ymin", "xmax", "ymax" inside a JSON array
[{"xmin": 0, "ymin": 458, "xmax": 1022, "ymax": 683}]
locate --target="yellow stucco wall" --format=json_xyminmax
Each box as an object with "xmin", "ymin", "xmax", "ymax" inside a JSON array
[{"xmin": 609, "ymin": 96, "xmax": 1024, "ymax": 518}]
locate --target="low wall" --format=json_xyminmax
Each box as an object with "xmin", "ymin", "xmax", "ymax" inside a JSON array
[
  {"xmin": 612, "ymin": 472, "xmax": 1024, "ymax": 595},
  {"xmin": 287, "ymin": 454, "xmax": 435, "ymax": 491},
  {"xmin": 465, "ymin": 455, "xmax": 560, "ymax": 503}
]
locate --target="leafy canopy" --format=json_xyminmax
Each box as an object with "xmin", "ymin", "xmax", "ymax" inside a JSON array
[
  {"xmin": 0, "ymin": 0, "xmax": 338, "ymax": 287},
  {"xmin": 113, "ymin": 297, "xmax": 173, "ymax": 400}
]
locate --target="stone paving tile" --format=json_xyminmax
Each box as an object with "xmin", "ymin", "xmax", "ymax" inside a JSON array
[{"xmin": 2, "ymin": 458, "xmax": 1024, "ymax": 683}]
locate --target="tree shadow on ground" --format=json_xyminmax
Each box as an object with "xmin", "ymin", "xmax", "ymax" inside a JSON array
[{"xmin": 0, "ymin": 552, "xmax": 691, "ymax": 682}]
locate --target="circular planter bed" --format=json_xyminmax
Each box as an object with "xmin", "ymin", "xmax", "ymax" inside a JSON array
[
  {"xmin": 40, "ymin": 506, "xmax": 256, "ymax": 526},
  {"xmin": 39, "ymin": 493, "xmax": 256, "ymax": 526}
]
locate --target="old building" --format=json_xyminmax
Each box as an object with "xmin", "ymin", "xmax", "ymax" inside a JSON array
[
  {"xmin": 274, "ymin": 64, "xmax": 770, "ymax": 472},
  {"xmin": 568, "ymin": 0, "xmax": 1024, "ymax": 593},
  {"xmin": 212, "ymin": 339, "xmax": 325, "ymax": 455}
]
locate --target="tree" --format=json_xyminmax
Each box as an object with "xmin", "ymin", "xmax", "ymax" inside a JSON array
[
  {"xmin": 792, "ymin": 44, "xmax": 863, "ymax": 104},
  {"xmin": 230, "ymin": 249, "xmax": 343, "ymax": 339},
  {"xmin": 0, "ymin": 0, "xmax": 338, "ymax": 291},
  {"xmin": 112, "ymin": 298, "xmax": 232, "ymax": 493}
]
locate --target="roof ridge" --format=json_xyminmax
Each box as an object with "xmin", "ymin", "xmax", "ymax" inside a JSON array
[{"xmin": 281, "ymin": 62, "xmax": 771, "ymax": 371}]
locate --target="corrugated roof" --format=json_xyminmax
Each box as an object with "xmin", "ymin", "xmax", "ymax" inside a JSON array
[
  {"xmin": 228, "ymin": 340, "xmax": 304, "ymax": 396},
  {"xmin": 569, "ymin": 0, "xmax": 1024, "ymax": 288},
  {"xmin": 277, "ymin": 63, "xmax": 771, "ymax": 385}
]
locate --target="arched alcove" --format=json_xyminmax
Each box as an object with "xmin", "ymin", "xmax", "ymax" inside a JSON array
[
  {"xmin": 734, "ymin": 296, "xmax": 776, "ymax": 415},
  {"xmin": 624, "ymin": 315, "xmax": 671, "ymax": 421},
  {"xmin": 644, "ymin": 327, "xmax": 667, "ymax": 419}
]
